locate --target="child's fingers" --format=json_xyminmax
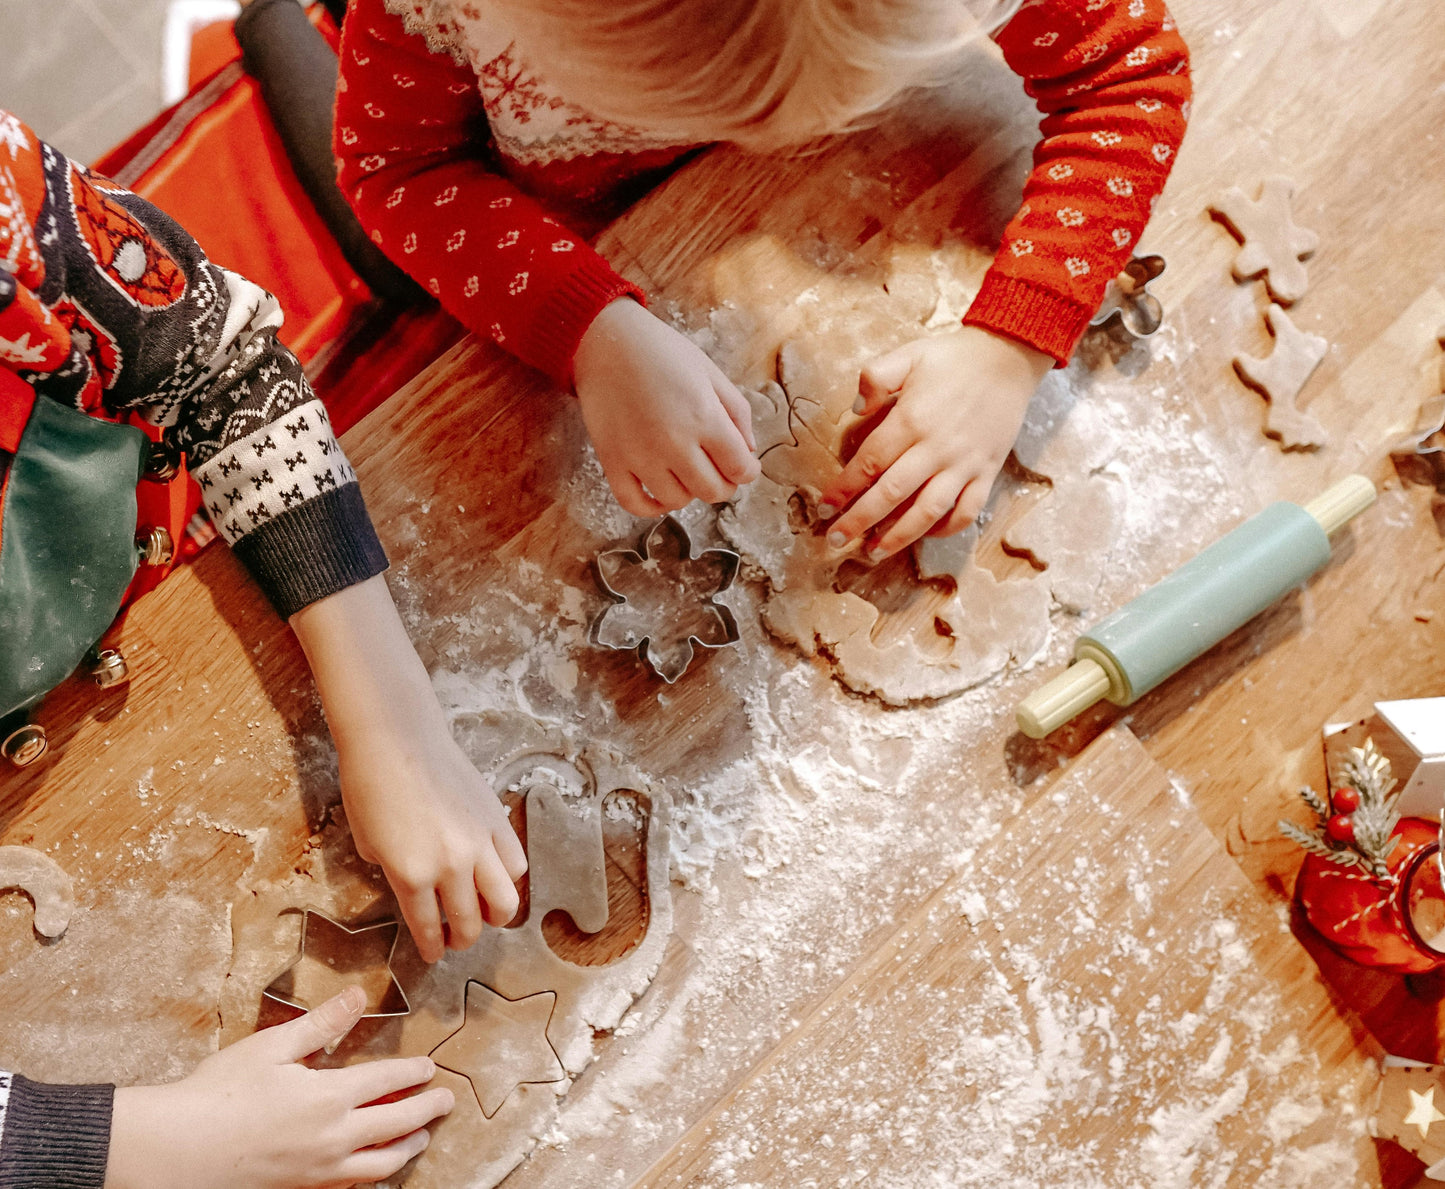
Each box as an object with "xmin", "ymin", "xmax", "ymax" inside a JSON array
[
  {"xmin": 351, "ymin": 1087, "xmax": 455, "ymax": 1149},
  {"xmin": 713, "ymin": 381, "xmax": 758, "ymax": 453},
  {"xmin": 606, "ymin": 468, "xmax": 666, "ymax": 519},
  {"xmin": 334, "ymin": 1056, "xmax": 437, "ymax": 1107},
  {"xmin": 702, "ymin": 417, "xmax": 761, "ymax": 488},
  {"xmin": 644, "ymin": 470, "xmax": 692, "ymax": 512},
  {"xmin": 679, "ymin": 448, "xmax": 737, "ymax": 505},
  {"xmin": 337, "ymin": 1128, "xmax": 432, "ymax": 1184},
  {"xmin": 826, "ymin": 448, "xmax": 933, "ymax": 553},
  {"xmin": 440, "ymin": 873, "xmax": 484, "ymax": 952},
  {"xmin": 816, "ymin": 417, "xmax": 913, "ymax": 528},
  {"xmin": 856, "ymin": 344, "xmax": 916, "ymax": 413},
  {"xmin": 397, "ymin": 887, "xmax": 446, "ymax": 964},
  {"xmin": 249, "ymin": 986, "xmax": 367, "ymax": 1065},
  {"xmin": 494, "ymin": 826, "xmax": 528, "ymax": 882},
  {"xmin": 864, "ymin": 473, "xmax": 964, "ymax": 560},
  {"xmin": 475, "ymin": 852, "xmax": 521, "ymax": 926},
  {"xmin": 926, "ymin": 480, "xmax": 990, "ymax": 538}
]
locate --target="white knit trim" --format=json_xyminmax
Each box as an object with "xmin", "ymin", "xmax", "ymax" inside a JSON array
[
  {"xmin": 381, "ymin": 0, "xmax": 467, "ymax": 64},
  {"xmin": 195, "ymin": 398, "xmax": 357, "ymax": 543}
]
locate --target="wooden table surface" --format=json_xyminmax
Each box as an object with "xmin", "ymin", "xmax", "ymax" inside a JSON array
[{"xmin": 4, "ymin": 0, "xmax": 1445, "ymax": 1185}]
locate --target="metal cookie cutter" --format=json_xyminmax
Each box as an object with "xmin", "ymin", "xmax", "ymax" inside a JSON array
[
  {"xmin": 591, "ymin": 515, "xmax": 742, "ymax": 683},
  {"xmin": 1090, "ymin": 254, "xmax": 1166, "ymax": 338},
  {"xmin": 261, "ymin": 909, "xmax": 410, "ymax": 1020}
]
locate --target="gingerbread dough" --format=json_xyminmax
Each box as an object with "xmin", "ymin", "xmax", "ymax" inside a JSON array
[
  {"xmin": 1210, "ymin": 176, "xmax": 1319, "ymax": 305},
  {"xmin": 714, "ymin": 243, "xmax": 1125, "ymax": 703},
  {"xmin": 0, "ymin": 845, "xmax": 75, "ymax": 939},
  {"xmin": 221, "ymin": 713, "xmax": 671, "ymax": 1189},
  {"xmin": 1234, "ymin": 303, "xmax": 1329, "ymax": 450}
]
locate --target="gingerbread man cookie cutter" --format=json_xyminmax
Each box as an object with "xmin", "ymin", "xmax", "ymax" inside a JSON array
[{"xmin": 591, "ymin": 515, "xmax": 742, "ymax": 682}]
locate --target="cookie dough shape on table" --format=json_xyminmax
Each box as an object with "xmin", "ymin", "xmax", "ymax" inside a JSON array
[
  {"xmin": 717, "ymin": 250, "xmax": 1122, "ymax": 703},
  {"xmin": 222, "ymin": 715, "xmax": 672, "ymax": 1189},
  {"xmin": 1210, "ymin": 175, "xmax": 1319, "ymax": 305},
  {"xmin": 0, "ymin": 845, "xmax": 74, "ymax": 939},
  {"xmin": 1234, "ymin": 303, "xmax": 1329, "ymax": 450}
]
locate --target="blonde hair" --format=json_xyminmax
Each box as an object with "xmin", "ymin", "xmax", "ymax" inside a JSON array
[{"xmin": 488, "ymin": 0, "xmax": 1022, "ymax": 152}]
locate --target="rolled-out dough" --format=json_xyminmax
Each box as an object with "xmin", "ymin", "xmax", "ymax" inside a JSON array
[
  {"xmin": 1210, "ymin": 176, "xmax": 1319, "ymax": 305},
  {"xmin": 713, "ymin": 243, "xmax": 1126, "ymax": 703},
  {"xmin": 1234, "ymin": 303, "xmax": 1329, "ymax": 450}
]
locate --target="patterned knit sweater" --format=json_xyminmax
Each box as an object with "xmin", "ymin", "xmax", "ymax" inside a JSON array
[
  {"xmin": 0, "ymin": 109, "xmax": 386, "ymax": 623},
  {"xmin": 0, "ymin": 109, "xmax": 390, "ymax": 1187},
  {"xmin": 334, "ymin": 0, "xmax": 1191, "ymax": 382}
]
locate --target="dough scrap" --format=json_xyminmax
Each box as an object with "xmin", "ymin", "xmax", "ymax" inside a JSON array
[
  {"xmin": 1234, "ymin": 303, "xmax": 1329, "ymax": 450},
  {"xmin": 0, "ymin": 845, "xmax": 75, "ymax": 939},
  {"xmin": 1210, "ymin": 176, "xmax": 1319, "ymax": 305}
]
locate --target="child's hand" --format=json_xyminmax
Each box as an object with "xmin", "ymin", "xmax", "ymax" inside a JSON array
[
  {"xmin": 573, "ymin": 298, "xmax": 760, "ymax": 515},
  {"xmin": 105, "ymin": 987, "xmax": 452, "ymax": 1189},
  {"xmin": 338, "ymin": 713, "xmax": 527, "ymax": 963},
  {"xmin": 817, "ymin": 327, "xmax": 1052, "ymax": 560},
  {"xmin": 289, "ymin": 576, "xmax": 528, "ymax": 964}
]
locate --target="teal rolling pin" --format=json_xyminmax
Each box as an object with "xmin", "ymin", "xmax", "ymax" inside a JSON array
[{"xmin": 1015, "ymin": 474, "xmax": 1377, "ymax": 739}]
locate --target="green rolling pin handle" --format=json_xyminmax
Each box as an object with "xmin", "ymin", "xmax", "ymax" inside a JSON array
[{"xmin": 1015, "ymin": 474, "xmax": 1377, "ymax": 740}]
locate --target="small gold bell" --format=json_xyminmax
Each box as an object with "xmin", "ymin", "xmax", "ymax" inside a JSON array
[
  {"xmin": 90, "ymin": 649, "xmax": 129, "ymax": 688},
  {"xmin": 137, "ymin": 526, "xmax": 174, "ymax": 567},
  {"xmin": 2, "ymin": 724, "xmax": 48, "ymax": 768}
]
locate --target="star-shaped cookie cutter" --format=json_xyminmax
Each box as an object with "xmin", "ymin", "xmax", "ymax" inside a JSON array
[
  {"xmin": 261, "ymin": 908, "xmax": 410, "ymax": 1019},
  {"xmin": 591, "ymin": 515, "xmax": 742, "ymax": 683},
  {"xmin": 1089, "ymin": 254, "xmax": 1166, "ymax": 338}
]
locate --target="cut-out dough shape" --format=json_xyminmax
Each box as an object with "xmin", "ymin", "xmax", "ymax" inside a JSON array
[
  {"xmin": 262, "ymin": 910, "xmax": 409, "ymax": 1017},
  {"xmin": 222, "ymin": 719, "xmax": 674, "ymax": 1189},
  {"xmin": 593, "ymin": 515, "xmax": 741, "ymax": 682},
  {"xmin": 715, "ymin": 246, "xmax": 1125, "ymax": 701},
  {"xmin": 1210, "ymin": 176, "xmax": 1319, "ymax": 304},
  {"xmin": 0, "ymin": 845, "xmax": 75, "ymax": 939},
  {"xmin": 1234, "ymin": 303, "xmax": 1329, "ymax": 449},
  {"xmin": 430, "ymin": 982, "xmax": 566, "ymax": 1118}
]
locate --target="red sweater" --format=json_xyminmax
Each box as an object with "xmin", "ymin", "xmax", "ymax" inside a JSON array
[{"xmin": 334, "ymin": 0, "xmax": 1190, "ymax": 384}]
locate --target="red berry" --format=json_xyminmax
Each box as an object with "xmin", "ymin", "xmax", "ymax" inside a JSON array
[
  {"xmin": 1326, "ymin": 813, "xmax": 1356, "ymax": 844},
  {"xmin": 1332, "ymin": 788, "xmax": 1361, "ymax": 813}
]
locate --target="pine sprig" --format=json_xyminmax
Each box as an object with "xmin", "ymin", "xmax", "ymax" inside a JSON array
[
  {"xmin": 1298, "ymin": 783, "xmax": 1331, "ymax": 825},
  {"xmin": 1277, "ymin": 819, "xmax": 1371, "ymax": 873},
  {"xmin": 1280, "ymin": 738, "xmax": 1400, "ymax": 879}
]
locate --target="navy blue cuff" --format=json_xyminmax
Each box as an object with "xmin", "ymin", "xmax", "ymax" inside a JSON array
[
  {"xmin": 231, "ymin": 481, "xmax": 389, "ymax": 619},
  {"xmin": 0, "ymin": 1074, "xmax": 115, "ymax": 1189}
]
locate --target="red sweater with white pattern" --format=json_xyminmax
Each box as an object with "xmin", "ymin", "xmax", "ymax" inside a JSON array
[{"xmin": 334, "ymin": 0, "xmax": 1190, "ymax": 383}]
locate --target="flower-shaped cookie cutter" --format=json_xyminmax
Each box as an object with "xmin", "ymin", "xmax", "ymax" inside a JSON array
[
  {"xmin": 1089, "ymin": 254, "xmax": 1166, "ymax": 338},
  {"xmin": 591, "ymin": 516, "xmax": 741, "ymax": 683}
]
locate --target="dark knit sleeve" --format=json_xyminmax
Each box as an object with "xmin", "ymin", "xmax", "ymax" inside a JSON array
[
  {"xmin": 0, "ymin": 1073, "xmax": 114, "ymax": 1189},
  {"xmin": 0, "ymin": 110, "xmax": 388, "ymax": 619}
]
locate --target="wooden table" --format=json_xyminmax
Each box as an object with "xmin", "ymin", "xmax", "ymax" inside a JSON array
[{"xmin": 4, "ymin": 0, "xmax": 1445, "ymax": 1184}]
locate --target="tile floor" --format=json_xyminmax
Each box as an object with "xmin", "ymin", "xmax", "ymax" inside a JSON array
[{"xmin": 0, "ymin": 0, "xmax": 178, "ymax": 163}]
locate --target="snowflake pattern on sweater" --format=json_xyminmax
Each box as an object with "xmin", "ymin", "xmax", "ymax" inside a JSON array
[
  {"xmin": 335, "ymin": 0, "xmax": 1188, "ymax": 376},
  {"xmin": 0, "ymin": 111, "xmax": 386, "ymax": 619}
]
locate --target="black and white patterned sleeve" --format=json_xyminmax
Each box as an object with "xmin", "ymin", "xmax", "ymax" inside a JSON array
[
  {"xmin": 0, "ymin": 1071, "xmax": 114, "ymax": 1189},
  {"xmin": 25, "ymin": 139, "xmax": 387, "ymax": 619}
]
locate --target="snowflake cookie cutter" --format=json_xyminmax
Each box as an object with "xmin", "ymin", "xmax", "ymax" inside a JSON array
[
  {"xmin": 591, "ymin": 515, "xmax": 742, "ymax": 683},
  {"xmin": 1089, "ymin": 254, "xmax": 1166, "ymax": 338},
  {"xmin": 261, "ymin": 908, "xmax": 411, "ymax": 1019}
]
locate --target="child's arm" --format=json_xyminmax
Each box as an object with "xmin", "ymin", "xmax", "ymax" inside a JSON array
[
  {"xmin": 289, "ymin": 575, "xmax": 527, "ymax": 962},
  {"xmin": 819, "ymin": 0, "xmax": 1190, "ymax": 558},
  {"xmin": 333, "ymin": 0, "xmax": 758, "ymax": 514},
  {"xmin": 0, "ymin": 990, "xmax": 445, "ymax": 1189},
  {"xmin": 103, "ymin": 988, "xmax": 449, "ymax": 1189},
  {"xmin": 0, "ymin": 111, "xmax": 525, "ymax": 954}
]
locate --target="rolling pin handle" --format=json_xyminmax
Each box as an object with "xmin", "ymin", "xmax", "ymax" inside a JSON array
[
  {"xmin": 1016, "ymin": 657, "xmax": 1113, "ymax": 740},
  {"xmin": 1303, "ymin": 474, "xmax": 1376, "ymax": 537}
]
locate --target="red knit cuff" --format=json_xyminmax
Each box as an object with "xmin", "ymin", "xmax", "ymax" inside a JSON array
[
  {"xmin": 520, "ymin": 255, "xmax": 646, "ymax": 388},
  {"xmin": 963, "ymin": 271, "xmax": 1095, "ymax": 367}
]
